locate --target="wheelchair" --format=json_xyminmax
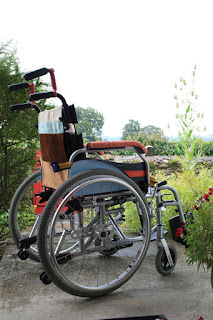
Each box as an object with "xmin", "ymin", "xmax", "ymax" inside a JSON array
[{"xmin": 8, "ymin": 68, "xmax": 186, "ymax": 297}]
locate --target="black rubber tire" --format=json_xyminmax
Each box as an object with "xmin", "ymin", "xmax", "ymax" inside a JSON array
[
  {"xmin": 9, "ymin": 170, "xmax": 42, "ymax": 262},
  {"xmin": 38, "ymin": 168, "xmax": 151, "ymax": 297},
  {"xmin": 40, "ymin": 271, "xmax": 52, "ymax": 285},
  {"xmin": 18, "ymin": 249, "xmax": 29, "ymax": 260},
  {"xmin": 155, "ymin": 243, "xmax": 177, "ymax": 276}
]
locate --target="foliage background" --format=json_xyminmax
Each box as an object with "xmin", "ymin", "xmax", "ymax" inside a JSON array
[
  {"xmin": 75, "ymin": 106, "xmax": 104, "ymax": 142},
  {"xmin": 154, "ymin": 167, "xmax": 213, "ymax": 236},
  {"xmin": 0, "ymin": 44, "xmax": 38, "ymax": 209},
  {"xmin": 137, "ymin": 136, "xmax": 213, "ymax": 156},
  {"xmin": 0, "ymin": 43, "xmax": 105, "ymax": 241},
  {"xmin": 0, "ymin": 43, "xmax": 48, "ymax": 241}
]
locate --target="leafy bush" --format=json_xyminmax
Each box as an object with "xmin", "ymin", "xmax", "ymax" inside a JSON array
[
  {"xmin": 122, "ymin": 202, "xmax": 141, "ymax": 233},
  {"xmin": 203, "ymin": 140, "xmax": 213, "ymax": 156},
  {"xmin": 185, "ymin": 190, "xmax": 213, "ymax": 271},
  {"xmin": 122, "ymin": 167, "xmax": 212, "ymax": 238},
  {"xmin": 153, "ymin": 167, "xmax": 213, "ymax": 236},
  {"xmin": 0, "ymin": 42, "xmax": 48, "ymax": 211},
  {"xmin": 136, "ymin": 136, "xmax": 213, "ymax": 156},
  {"xmin": 0, "ymin": 208, "xmax": 9, "ymax": 241}
]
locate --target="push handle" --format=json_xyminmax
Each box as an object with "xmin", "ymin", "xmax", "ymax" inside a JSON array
[
  {"xmin": 10, "ymin": 103, "xmax": 41, "ymax": 113},
  {"xmin": 8, "ymin": 82, "xmax": 30, "ymax": 92},
  {"xmin": 23, "ymin": 67, "xmax": 57, "ymax": 96},
  {"xmin": 29, "ymin": 91, "xmax": 55, "ymax": 101},
  {"xmin": 24, "ymin": 68, "xmax": 49, "ymax": 81},
  {"xmin": 10, "ymin": 103, "xmax": 32, "ymax": 111}
]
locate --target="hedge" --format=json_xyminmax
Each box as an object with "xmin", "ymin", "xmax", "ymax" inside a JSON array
[{"xmin": 136, "ymin": 137, "xmax": 213, "ymax": 156}]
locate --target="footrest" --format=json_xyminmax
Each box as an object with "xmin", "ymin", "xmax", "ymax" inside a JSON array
[{"xmin": 18, "ymin": 236, "xmax": 37, "ymax": 249}]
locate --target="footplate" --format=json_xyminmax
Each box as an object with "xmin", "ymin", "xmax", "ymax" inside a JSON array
[{"xmin": 18, "ymin": 236, "xmax": 37, "ymax": 249}]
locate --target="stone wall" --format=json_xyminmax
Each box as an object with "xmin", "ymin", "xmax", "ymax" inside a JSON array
[
  {"xmin": 146, "ymin": 156, "xmax": 213, "ymax": 174},
  {"xmin": 104, "ymin": 154, "xmax": 213, "ymax": 174}
]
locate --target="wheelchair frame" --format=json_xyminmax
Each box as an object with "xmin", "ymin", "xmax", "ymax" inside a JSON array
[
  {"xmin": 69, "ymin": 143, "xmax": 185, "ymax": 260},
  {"xmin": 8, "ymin": 67, "xmax": 186, "ymax": 297}
]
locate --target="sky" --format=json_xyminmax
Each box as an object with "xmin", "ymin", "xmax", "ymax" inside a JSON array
[{"xmin": 1, "ymin": 0, "xmax": 213, "ymax": 138}]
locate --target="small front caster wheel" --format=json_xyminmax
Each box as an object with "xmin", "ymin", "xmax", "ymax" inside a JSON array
[
  {"xmin": 155, "ymin": 243, "xmax": 177, "ymax": 276},
  {"xmin": 40, "ymin": 271, "xmax": 52, "ymax": 285},
  {"xmin": 18, "ymin": 249, "xmax": 29, "ymax": 260}
]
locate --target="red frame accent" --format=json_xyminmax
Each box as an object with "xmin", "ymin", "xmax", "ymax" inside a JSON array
[
  {"xmin": 33, "ymin": 150, "xmax": 44, "ymax": 214},
  {"xmin": 33, "ymin": 151, "xmax": 67, "ymax": 214},
  {"xmin": 48, "ymin": 68, "xmax": 57, "ymax": 97},
  {"xmin": 29, "ymin": 83, "xmax": 35, "ymax": 107}
]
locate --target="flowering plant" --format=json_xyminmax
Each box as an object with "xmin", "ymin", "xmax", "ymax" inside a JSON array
[
  {"xmin": 175, "ymin": 227, "xmax": 184, "ymax": 238},
  {"xmin": 182, "ymin": 188, "xmax": 213, "ymax": 288},
  {"xmin": 172, "ymin": 65, "xmax": 205, "ymax": 170}
]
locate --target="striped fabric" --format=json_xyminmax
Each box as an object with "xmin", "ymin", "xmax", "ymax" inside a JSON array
[
  {"xmin": 39, "ymin": 106, "xmax": 68, "ymax": 189},
  {"xmin": 38, "ymin": 106, "xmax": 64, "ymax": 134}
]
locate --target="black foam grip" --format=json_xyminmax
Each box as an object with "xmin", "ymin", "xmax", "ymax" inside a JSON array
[
  {"xmin": 8, "ymin": 82, "xmax": 30, "ymax": 92},
  {"xmin": 158, "ymin": 180, "xmax": 167, "ymax": 187},
  {"xmin": 10, "ymin": 103, "xmax": 32, "ymax": 111},
  {"xmin": 24, "ymin": 68, "xmax": 49, "ymax": 81},
  {"xmin": 29, "ymin": 91, "xmax": 55, "ymax": 101}
]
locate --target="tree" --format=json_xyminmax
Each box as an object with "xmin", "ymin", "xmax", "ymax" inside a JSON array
[
  {"xmin": 140, "ymin": 125, "xmax": 164, "ymax": 138},
  {"xmin": 0, "ymin": 42, "xmax": 45, "ymax": 210},
  {"xmin": 122, "ymin": 119, "xmax": 140, "ymax": 140},
  {"xmin": 75, "ymin": 107, "xmax": 104, "ymax": 142}
]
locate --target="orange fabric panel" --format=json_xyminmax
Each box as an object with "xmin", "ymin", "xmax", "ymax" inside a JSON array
[{"xmin": 124, "ymin": 170, "xmax": 146, "ymax": 178}]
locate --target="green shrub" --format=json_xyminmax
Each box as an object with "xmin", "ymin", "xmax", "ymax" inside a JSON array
[
  {"xmin": 185, "ymin": 192, "xmax": 213, "ymax": 271},
  {"xmin": 203, "ymin": 140, "xmax": 213, "ymax": 156},
  {"xmin": 137, "ymin": 136, "xmax": 181, "ymax": 156},
  {"xmin": 153, "ymin": 167, "xmax": 213, "ymax": 236},
  {"xmin": 122, "ymin": 167, "xmax": 212, "ymax": 236},
  {"xmin": 0, "ymin": 208, "xmax": 9, "ymax": 241}
]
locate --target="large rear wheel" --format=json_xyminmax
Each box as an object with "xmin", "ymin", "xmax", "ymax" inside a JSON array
[
  {"xmin": 9, "ymin": 170, "xmax": 52, "ymax": 262},
  {"xmin": 38, "ymin": 168, "xmax": 151, "ymax": 297}
]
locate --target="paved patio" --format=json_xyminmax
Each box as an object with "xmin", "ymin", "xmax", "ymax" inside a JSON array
[{"xmin": 0, "ymin": 241, "xmax": 212, "ymax": 320}]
